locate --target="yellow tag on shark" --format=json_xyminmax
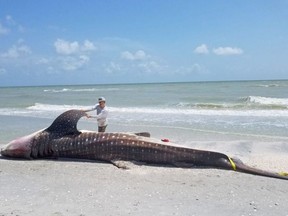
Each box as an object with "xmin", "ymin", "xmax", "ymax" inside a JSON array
[
  {"xmin": 228, "ymin": 157, "xmax": 237, "ymax": 171},
  {"xmin": 279, "ymin": 172, "xmax": 288, "ymax": 176}
]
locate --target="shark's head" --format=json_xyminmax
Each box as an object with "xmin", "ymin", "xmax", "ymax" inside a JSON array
[
  {"xmin": 1, "ymin": 110, "xmax": 87, "ymax": 159},
  {"xmin": 1, "ymin": 131, "xmax": 40, "ymax": 159}
]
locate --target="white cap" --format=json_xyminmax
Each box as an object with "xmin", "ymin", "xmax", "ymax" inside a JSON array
[{"xmin": 98, "ymin": 97, "xmax": 106, "ymax": 102}]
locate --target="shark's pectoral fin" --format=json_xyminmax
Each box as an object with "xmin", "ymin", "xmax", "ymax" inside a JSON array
[
  {"xmin": 111, "ymin": 159, "xmax": 131, "ymax": 169},
  {"xmin": 111, "ymin": 159, "xmax": 147, "ymax": 169},
  {"xmin": 173, "ymin": 162, "xmax": 196, "ymax": 168}
]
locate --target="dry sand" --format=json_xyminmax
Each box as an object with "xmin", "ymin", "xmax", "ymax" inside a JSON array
[
  {"xmin": 1, "ymin": 150, "xmax": 288, "ymax": 216},
  {"xmin": 1, "ymin": 121, "xmax": 288, "ymax": 216}
]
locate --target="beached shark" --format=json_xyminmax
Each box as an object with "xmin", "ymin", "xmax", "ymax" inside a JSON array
[{"xmin": 1, "ymin": 109, "xmax": 287, "ymax": 180}]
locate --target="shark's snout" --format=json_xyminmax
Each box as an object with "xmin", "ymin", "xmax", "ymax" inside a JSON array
[
  {"xmin": 0, "ymin": 133, "xmax": 37, "ymax": 158},
  {"xmin": 0, "ymin": 145, "xmax": 6, "ymax": 155}
]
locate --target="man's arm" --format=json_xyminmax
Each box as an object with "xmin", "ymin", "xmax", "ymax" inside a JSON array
[
  {"xmin": 83, "ymin": 105, "xmax": 96, "ymax": 112},
  {"xmin": 90, "ymin": 109, "xmax": 107, "ymax": 120}
]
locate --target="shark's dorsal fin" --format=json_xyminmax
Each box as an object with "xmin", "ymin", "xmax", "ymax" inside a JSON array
[
  {"xmin": 45, "ymin": 109, "xmax": 87, "ymax": 136},
  {"xmin": 134, "ymin": 132, "xmax": 151, "ymax": 137}
]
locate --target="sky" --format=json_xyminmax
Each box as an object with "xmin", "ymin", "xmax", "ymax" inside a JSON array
[{"xmin": 0, "ymin": 0, "xmax": 288, "ymax": 86}]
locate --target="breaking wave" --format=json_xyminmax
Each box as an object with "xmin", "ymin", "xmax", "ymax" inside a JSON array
[
  {"xmin": 244, "ymin": 96, "xmax": 288, "ymax": 107},
  {"xmin": 1, "ymin": 101, "xmax": 288, "ymax": 119},
  {"xmin": 43, "ymin": 88, "xmax": 121, "ymax": 93},
  {"xmin": 175, "ymin": 96, "xmax": 288, "ymax": 110}
]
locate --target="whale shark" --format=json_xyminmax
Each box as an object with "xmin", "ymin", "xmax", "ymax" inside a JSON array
[{"xmin": 1, "ymin": 109, "xmax": 287, "ymax": 180}]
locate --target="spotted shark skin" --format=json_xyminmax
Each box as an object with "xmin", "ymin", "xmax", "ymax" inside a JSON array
[{"xmin": 1, "ymin": 109, "xmax": 288, "ymax": 180}]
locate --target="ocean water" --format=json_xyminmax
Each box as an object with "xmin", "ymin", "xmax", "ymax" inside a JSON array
[{"xmin": 0, "ymin": 80, "xmax": 288, "ymax": 145}]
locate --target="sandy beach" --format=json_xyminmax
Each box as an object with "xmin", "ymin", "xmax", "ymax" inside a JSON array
[
  {"xmin": 1, "ymin": 118, "xmax": 288, "ymax": 216},
  {"xmin": 1, "ymin": 156, "xmax": 288, "ymax": 216},
  {"xmin": 1, "ymin": 0, "xmax": 288, "ymax": 214}
]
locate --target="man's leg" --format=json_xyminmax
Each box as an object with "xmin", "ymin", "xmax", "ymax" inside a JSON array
[{"xmin": 98, "ymin": 125, "xmax": 107, "ymax": 132}]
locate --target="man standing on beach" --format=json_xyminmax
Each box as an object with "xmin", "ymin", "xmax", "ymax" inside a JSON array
[{"xmin": 85, "ymin": 97, "xmax": 108, "ymax": 132}]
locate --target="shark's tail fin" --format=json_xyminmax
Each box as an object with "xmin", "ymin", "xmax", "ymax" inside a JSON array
[{"xmin": 229, "ymin": 157, "xmax": 288, "ymax": 180}]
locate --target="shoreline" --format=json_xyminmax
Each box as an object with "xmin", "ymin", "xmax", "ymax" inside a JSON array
[{"xmin": 1, "ymin": 114, "xmax": 287, "ymax": 143}]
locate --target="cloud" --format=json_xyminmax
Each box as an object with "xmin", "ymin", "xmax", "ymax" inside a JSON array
[
  {"xmin": 49, "ymin": 39, "xmax": 96, "ymax": 72},
  {"xmin": 0, "ymin": 15, "xmax": 15, "ymax": 36},
  {"xmin": 54, "ymin": 39, "xmax": 80, "ymax": 55},
  {"xmin": 194, "ymin": 44, "xmax": 209, "ymax": 54},
  {"xmin": 1, "ymin": 42, "xmax": 31, "ymax": 58},
  {"xmin": 5, "ymin": 15, "xmax": 16, "ymax": 25},
  {"xmin": 82, "ymin": 40, "xmax": 97, "ymax": 51},
  {"xmin": 138, "ymin": 61, "xmax": 161, "ymax": 73},
  {"xmin": 105, "ymin": 61, "xmax": 122, "ymax": 74},
  {"xmin": 54, "ymin": 39, "xmax": 96, "ymax": 55},
  {"xmin": 0, "ymin": 23, "xmax": 9, "ymax": 35},
  {"xmin": 119, "ymin": 50, "xmax": 167, "ymax": 74},
  {"xmin": 175, "ymin": 63, "xmax": 208, "ymax": 76},
  {"xmin": 59, "ymin": 55, "xmax": 90, "ymax": 71},
  {"xmin": 121, "ymin": 50, "xmax": 148, "ymax": 60},
  {"xmin": 213, "ymin": 47, "xmax": 243, "ymax": 55},
  {"xmin": 194, "ymin": 44, "xmax": 243, "ymax": 56},
  {"xmin": 0, "ymin": 15, "xmax": 25, "ymax": 34},
  {"xmin": 36, "ymin": 58, "xmax": 50, "ymax": 65}
]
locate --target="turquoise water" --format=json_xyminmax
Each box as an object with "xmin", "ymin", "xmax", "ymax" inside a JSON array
[{"xmin": 0, "ymin": 80, "xmax": 288, "ymax": 142}]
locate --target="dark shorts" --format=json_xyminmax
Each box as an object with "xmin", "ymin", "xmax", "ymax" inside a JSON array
[{"xmin": 98, "ymin": 125, "xmax": 107, "ymax": 132}]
